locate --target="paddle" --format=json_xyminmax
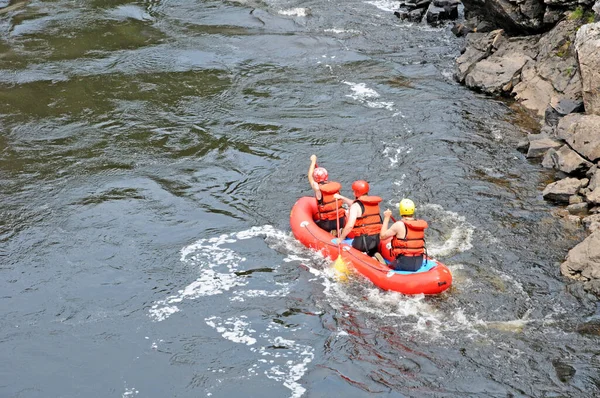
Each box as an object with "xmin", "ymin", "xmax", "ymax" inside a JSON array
[{"xmin": 332, "ymin": 197, "xmax": 349, "ymax": 281}]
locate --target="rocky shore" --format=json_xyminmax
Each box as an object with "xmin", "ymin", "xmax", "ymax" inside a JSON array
[
  {"xmin": 391, "ymin": 0, "xmax": 600, "ymax": 296},
  {"xmin": 450, "ymin": 1, "xmax": 600, "ymax": 296}
]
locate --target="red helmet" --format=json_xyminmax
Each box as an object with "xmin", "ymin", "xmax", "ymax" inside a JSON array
[
  {"xmin": 352, "ymin": 180, "xmax": 369, "ymax": 197},
  {"xmin": 312, "ymin": 167, "xmax": 328, "ymax": 183}
]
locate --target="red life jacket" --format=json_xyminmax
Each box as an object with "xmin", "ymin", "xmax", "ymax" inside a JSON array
[
  {"xmin": 348, "ymin": 196, "xmax": 382, "ymax": 238},
  {"xmin": 390, "ymin": 219, "xmax": 428, "ymax": 257},
  {"xmin": 316, "ymin": 181, "xmax": 345, "ymax": 221}
]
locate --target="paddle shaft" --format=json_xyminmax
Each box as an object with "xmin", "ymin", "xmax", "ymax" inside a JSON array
[{"xmin": 335, "ymin": 197, "xmax": 341, "ymax": 256}]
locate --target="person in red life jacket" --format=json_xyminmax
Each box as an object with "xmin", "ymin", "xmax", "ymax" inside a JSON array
[
  {"xmin": 380, "ymin": 198, "xmax": 428, "ymax": 272},
  {"xmin": 333, "ymin": 180, "xmax": 383, "ymax": 257},
  {"xmin": 308, "ymin": 155, "xmax": 346, "ymax": 234}
]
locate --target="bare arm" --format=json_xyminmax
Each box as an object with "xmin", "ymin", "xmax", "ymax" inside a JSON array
[
  {"xmin": 308, "ymin": 155, "xmax": 321, "ymax": 199},
  {"xmin": 333, "ymin": 193, "xmax": 354, "ymax": 207},
  {"xmin": 380, "ymin": 209, "xmax": 394, "ymax": 239},
  {"xmin": 339, "ymin": 203, "xmax": 360, "ymax": 241}
]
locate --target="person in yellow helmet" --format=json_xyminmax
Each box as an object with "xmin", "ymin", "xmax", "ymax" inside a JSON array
[{"xmin": 380, "ymin": 199, "xmax": 428, "ymax": 271}]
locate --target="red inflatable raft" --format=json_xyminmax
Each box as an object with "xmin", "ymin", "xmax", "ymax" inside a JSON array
[{"xmin": 290, "ymin": 196, "xmax": 452, "ymax": 295}]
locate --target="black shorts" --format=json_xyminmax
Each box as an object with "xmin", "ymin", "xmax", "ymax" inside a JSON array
[
  {"xmin": 351, "ymin": 234, "xmax": 380, "ymax": 257},
  {"xmin": 391, "ymin": 255, "xmax": 424, "ymax": 272},
  {"xmin": 316, "ymin": 216, "xmax": 346, "ymax": 234}
]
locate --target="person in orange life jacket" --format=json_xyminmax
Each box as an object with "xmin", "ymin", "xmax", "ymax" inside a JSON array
[
  {"xmin": 333, "ymin": 180, "xmax": 383, "ymax": 257},
  {"xmin": 380, "ymin": 198, "xmax": 428, "ymax": 272},
  {"xmin": 308, "ymin": 154, "xmax": 346, "ymax": 233}
]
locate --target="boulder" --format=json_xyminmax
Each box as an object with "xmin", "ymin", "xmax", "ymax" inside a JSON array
[
  {"xmin": 513, "ymin": 20, "xmax": 582, "ymax": 118},
  {"xmin": 583, "ymin": 213, "xmax": 600, "ymax": 228},
  {"xmin": 461, "ymin": 0, "xmax": 546, "ymax": 35},
  {"xmin": 465, "ymin": 53, "xmax": 532, "ymax": 94},
  {"xmin": 456, "ymin": 30, "xmax": 505, "ymax": 83},
  {"xmin": 560, "ymin": 230, "xmax": 600, "ymax": 282},
  {"xmin": 569, "ymin": 194, "xmax": 585, "ymax": 204},
  {"xmin": 586, "ymin": 187, "xmax": 600, "ymax": 205},
  {"xmin": 567, "ymin": 202, "xmax": 588, "ymax": 215},
  {"xmin": 542, "ymin": 148, "xmax": 557, "ymax": 168},
  {"xmin": 542, "ymin": 177, "xmax": 588, "ymax": 203},
  {"xmin": 575, "ymin": 22, "xmax": 600, "ymax": 115},
  {"xmin": 588, "ymin": 167, "xmax": 600, "ymax": 190},
  {"xmin": 555, "ymin": 113, "xmax": 585, "ymax": 140},
  {"xmin": 552, "ymin": 144, "xmax": 594, "ymax": 175},
  {"xmin": 526, "ymin": 136, "xmax": 563, "ymax": 158},
  {"xmin": 561, "ymin": 115, "xmax": 600, "ymax": 162},
  {"xmin": 544, "ymin": 98, "xmax": 585, "ymax": 126},
  {"xmin": 543, "ymin": 7, "xmax": 564, "ymax": 25}
]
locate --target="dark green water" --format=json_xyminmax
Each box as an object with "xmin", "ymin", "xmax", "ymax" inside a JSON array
[{"xmin": 1, "ymin": 0, "xmax": 598, "ymax": 397}]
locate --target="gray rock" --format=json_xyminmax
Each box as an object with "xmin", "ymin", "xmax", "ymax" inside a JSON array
[
  {"xmin": 575, "ymin": 23, "xmax": 600, "ymax": 115},
  {"xmin": 542, "ymin": 177, "xmax": 588, "ymax": 203},
  {"xmin": 517, "ymin": 139, "xmax": 530, "ymax": 153},
  {"xmin": 586, "ymin": 187, "xmax": 600, "ymax": 205},
  {"xmin": 394, "ymin": 10, "xmax": 410, "ymax": 20},
  {"xmin": 583, "ymin": 213, "xmax": 600, "ymax": 229},
  {"xmin": 569, "ymin": 194, "xmax": 585, "ymax": 204},
  {"xmin": 433, "ymin": 0, "xmax": 460, "ymax": 6},
  {"xmin": 456, "ymin": 31, "xmax": 504, "ymax": 83},
  {"xmin": 465, "ymin": 53, "xmax": 532, "ymax": 94},
  {"xmin": 555, "ymin": 113, "xmax": 585, "ymax": 140},
  {"xmin": 416, "ymin": 0, "xmax": 432, "ymax": 9},
  {"xmin": 460, "ymin": 0, "xmax": 545, "ymax": 34},
  {"xmin": 553, "ymin": 144, "xmax": 594, "ymax": 175},
  {"xmin": 408, "ymin": 8, "xmax": 425, "ymax": 22},
  {"xmin": 563, "ymin": 115, "xmax": 600, "ymax": 162},
  {"xmin": 561, "ymin": 230, "xmax": 600, "ymax": 281},
  {"xmin": 588, "ymin": 167, "xmax": 600, "ymax": 190},
  {"xmin": 542, "ymin": 148, "xmax": 557, "ymax": 168},
  {"xmin": 589, "ymin": 222, "xmax": 600, "ymax": 233},
  {"xmin": 513, "ymin": 20, "xmax": 582, "ymax": 119},
  {"xmin": 552, "ymin": 98, "xmax": 584, "ymax": 115},
  {"xmin": 567, "ymin": 202, "xmax": 589, "ymax": 215},
  {"xmin": 526, "ymin": 137, "xmax": 563, "ymax": 158},
  {"xmin": 543, "ymin": 7, "xmax": 564, "ymax": 25}
]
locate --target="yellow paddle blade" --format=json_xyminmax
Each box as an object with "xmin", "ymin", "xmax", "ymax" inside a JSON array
[{"xmin": 333, "ymin": 255, "xmax": 350, "ymax": 282}]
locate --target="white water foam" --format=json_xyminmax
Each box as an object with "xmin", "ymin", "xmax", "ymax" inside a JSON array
[
  {"xmin": 205, "ymin": 316, "xmax": 314, "ymax": 398},
  {"xmin": 122, "ymin": 387, "xmax": 139, "ymax": 397},
  {"xmin": 366, "ymin": 0, "xmax": 401, "ymax": 12},
  {"xmin": 206, "ymin": 315, "xmax": 257, "ymax": 345},
  {"xmin": 278, "ymin": 8, "xmax": 309, "ymax": 17},
  {"xmin": 149, "ymin": 225, "xmax": 292, "ymax": 322},
  {"xmin": 420, "ymin": 203, "xmax": 474, "ymax": 257},
  {"xmin": 324, "ymin": 28, "xmax": 361, "ymax": 34},
  {"xmin": 383, "ymin": 145, "xmax": 412, "ymax": 166},
  {"xmin": 343, "ymin": 81, "xmax": 395, "ymax": 111}
]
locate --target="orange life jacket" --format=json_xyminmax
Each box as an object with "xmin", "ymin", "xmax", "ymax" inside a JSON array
[
  {"xmin": 316, "ymin": 181, "xmax": 345, "ymax": 221},
  {"xmin": 390, "ymin": 219, "xmax": 428, "ymax": 257},
  {"xmin": 348, "ymin": 196, "xmax": 382, "ymax": 238}
]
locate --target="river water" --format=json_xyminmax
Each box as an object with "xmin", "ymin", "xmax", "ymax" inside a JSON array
[{"xmin": 1, "ymin": 0, "xmax": 599, "ymax": 397}]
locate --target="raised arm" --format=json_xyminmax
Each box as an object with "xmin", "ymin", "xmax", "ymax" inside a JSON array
[{"xmin": 308, "ymin": 154, "xmax": 317, "ymax": 186}]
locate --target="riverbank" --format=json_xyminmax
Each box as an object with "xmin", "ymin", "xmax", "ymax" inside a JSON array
[{"xmin": 453, "ymin": 1, "xmax": 600, "ymax": 296}]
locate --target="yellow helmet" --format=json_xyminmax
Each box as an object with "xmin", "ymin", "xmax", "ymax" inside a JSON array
[{"xmin": 399, "ymin": 198, "xmax": 415, "ymax": 216}]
